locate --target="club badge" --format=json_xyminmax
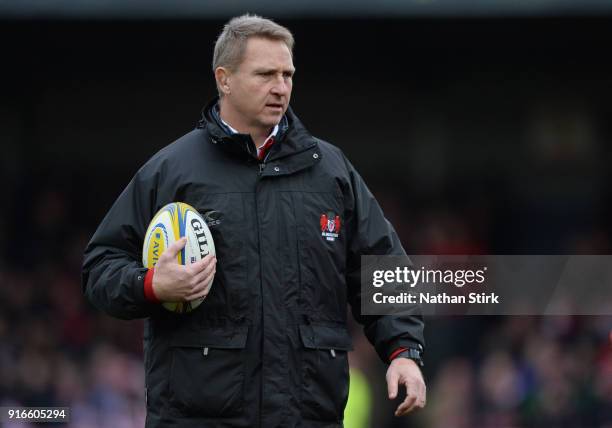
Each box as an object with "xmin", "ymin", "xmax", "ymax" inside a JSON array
[{"xmin": 320, "ymin": 212, "xmax": 341, "ymax": 242}]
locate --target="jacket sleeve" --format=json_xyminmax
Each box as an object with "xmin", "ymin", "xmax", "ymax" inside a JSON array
[
  {"xmin": 82, "ymin": 164, "xmax": 163, "ymax": 320},
  {"xmin": 342, "ymin": 156, "xmax": 425, "ymax": 363}
]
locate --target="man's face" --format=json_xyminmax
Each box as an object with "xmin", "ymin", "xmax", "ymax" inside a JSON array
[{"xmin": 223, "ymin": 37, "xmax": 295, "ymax": 131}]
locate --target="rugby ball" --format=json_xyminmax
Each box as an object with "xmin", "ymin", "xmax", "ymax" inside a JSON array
[{"xmin": 142, "ymin": 202, "xmax": 216, "ymax": 313}]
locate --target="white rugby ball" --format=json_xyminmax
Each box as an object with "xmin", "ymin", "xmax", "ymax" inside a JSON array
[{"xmin": 142, "ymin": 202, "xmax": 216, "ymax": 313}]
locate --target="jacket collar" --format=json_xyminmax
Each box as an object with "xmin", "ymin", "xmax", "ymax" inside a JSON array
[
  {"xmin": 210, "ymin": 100, "xmax": 289, "ymax": 143},
  {"xmin": 197, "ymin": 98, "xmax": 321, "ymax": 174}
]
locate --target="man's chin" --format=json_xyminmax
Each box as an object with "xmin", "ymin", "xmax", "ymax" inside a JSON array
[{"xmin": 260, "ymin": 115, "xmax": 283, "ymax": 128}]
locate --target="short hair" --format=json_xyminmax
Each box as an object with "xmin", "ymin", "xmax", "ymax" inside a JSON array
[{"xmin": 212, "ymin": 14, "xmax": 294, "ymax": 73}]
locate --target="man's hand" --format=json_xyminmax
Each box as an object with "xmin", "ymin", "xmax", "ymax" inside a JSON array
[
  {"xmin": 152, "ymin": 237, "xmax": 217, "ymax": 302},
  {"xmin": 386, "ymin": 357, "xmax": 426, "ymax": 416}
]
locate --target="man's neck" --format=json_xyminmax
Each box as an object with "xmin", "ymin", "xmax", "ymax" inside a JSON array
[{"xmin": 219, "ymin": 101, "xmax": 271, "ymax": 148}]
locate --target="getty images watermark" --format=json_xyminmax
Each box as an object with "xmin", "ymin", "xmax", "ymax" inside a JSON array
[
  {"xmin": 372, "ymin": 265, "xmax": 493, "ymax": 304},
  {"xmin": 361, "ymin": 255, "xmax": 612, "ymax": 316}
]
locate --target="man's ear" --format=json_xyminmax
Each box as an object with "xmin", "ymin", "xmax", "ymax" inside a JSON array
[{"xmin": 215, "ymin": 67, "xmax": 232, "ymax": 96}]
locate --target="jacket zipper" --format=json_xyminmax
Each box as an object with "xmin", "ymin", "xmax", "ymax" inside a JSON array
[{"xmin": 254, "ymin": 162, "xmax": 264, "ymax": 428}]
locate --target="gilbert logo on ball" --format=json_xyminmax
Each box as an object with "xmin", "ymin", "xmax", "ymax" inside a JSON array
[{"xmin": 142, "ymin": 202, "xmax": 216, "ymax": 313}]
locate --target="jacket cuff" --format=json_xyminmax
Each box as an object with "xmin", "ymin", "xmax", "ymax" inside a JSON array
[
  {"xmin": 389, "ymin": 347, "xmax": 408, "ymax": 362},
  {"xmin": 143, "ymin": 268, "xmax": 160, "ymax": 303}
]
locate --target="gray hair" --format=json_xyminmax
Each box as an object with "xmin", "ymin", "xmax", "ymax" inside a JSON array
[{"xmin": 212, "ymin": 14, "xmax": 294, "ymax": 73}]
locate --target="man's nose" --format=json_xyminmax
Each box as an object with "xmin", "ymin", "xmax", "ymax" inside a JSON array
[{"xmin": 270, "ymin": 75, "xmax": 290, "ymax": 95}]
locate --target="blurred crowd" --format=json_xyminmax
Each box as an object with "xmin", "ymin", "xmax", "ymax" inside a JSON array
[
  {"xmin": 348, "ymin": 316, "xmax": 612, "ymax": 428},
  {"xmin": 0, "ymin": 176, "xmax": 610, "ymax": 428}
]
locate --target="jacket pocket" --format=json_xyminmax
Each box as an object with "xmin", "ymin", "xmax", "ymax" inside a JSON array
[
  {"xmin": 299, "ymin": 324, "xmax": 353, "ymax": 422},
  {"xmin": 167, "ymin": 327, "xmax": 248, "ymax": 418}
]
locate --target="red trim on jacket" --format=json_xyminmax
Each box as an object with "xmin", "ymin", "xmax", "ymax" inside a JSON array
[
  {"xmin": 143, "ymin": 268, "xmax": 160, "ymax": 303},
  {"xmin": 389, "ymin": 347, "xmax": 408, "ymax": 362}
]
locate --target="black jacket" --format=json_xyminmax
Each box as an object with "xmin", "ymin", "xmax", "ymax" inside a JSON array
[{"xmin": 82, "ymin": 102, "xmax": 425, "ymax": 427}]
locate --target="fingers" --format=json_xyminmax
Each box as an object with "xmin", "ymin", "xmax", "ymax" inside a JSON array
[
  {"xmin": 188, "ymin": 254, "xmax": 216, "ymax": 275},
  {"xmin": 157, "ymin": 243, "xmax": 216, "ymax": 301},
  {"xmin": 395, "ymin": 394, "xmax": 417, "ymax": 417},
  {"xmin": 387, "ymin": 370, "xmax": 399, "ymax": 399},
  {"xmin": 394, "ymin": 379, "xmax": 427, "ymax": 417},
  {"xmin": 186, "ymin": 272, "xmax": 216, "ymax": 301},
  {"xmin": 186, "ymin": 272, "xmax": 214, "ymax": 300},
  {"xmin": 185, "ymin": 258, "xmax": 216, "ymax": 301},
  {"xmin": 186, "ymin": 280, "xmax": 213, "ymax": 301},
  {"xmin": 387, "ymin": 359, "xmax": 427, "ymax": 417},
  {"xmin": 161, "ymin": 237, "xmax": 187, "ymax": 261},
  {"xmin": 418, "ymin": 381, "xmax": 427, "ymax": 407},
  {"xmin": 191, "ymin": 257, "xmax": 216, "ymax": 284}
]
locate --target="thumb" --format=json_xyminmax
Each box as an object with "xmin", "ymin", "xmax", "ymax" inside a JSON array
[
  {"xmin": 162, "ymin": 237, "xmax": 187, "ymax": 261},
  {"xmin": 387, "ymin": 369, "xmax": 399, "ymax": 399}
]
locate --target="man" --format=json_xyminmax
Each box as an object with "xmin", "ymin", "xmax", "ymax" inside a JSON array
[{"xmin": 83, "ymin": 14, "xmax": 425, "ymax": 427}]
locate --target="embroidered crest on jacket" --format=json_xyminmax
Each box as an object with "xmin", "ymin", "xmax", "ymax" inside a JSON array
[{"xmin": 320, "ymin": 212, "xmax": 341, "ymax": 241}]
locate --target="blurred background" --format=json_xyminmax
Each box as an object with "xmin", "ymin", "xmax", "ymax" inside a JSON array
[{"xmin": 1, "ymin": 1, "xmax": 612, "ymax": 427}]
